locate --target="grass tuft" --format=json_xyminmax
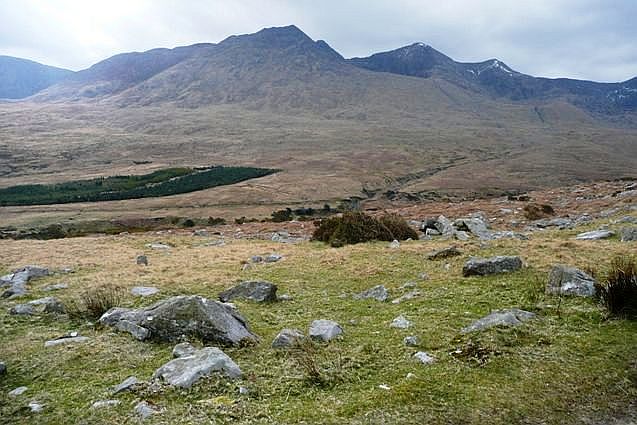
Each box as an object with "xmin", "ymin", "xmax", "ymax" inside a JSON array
[{"xmin": 597, "ymin": 255, "xmax": 637, "ymax": 318}]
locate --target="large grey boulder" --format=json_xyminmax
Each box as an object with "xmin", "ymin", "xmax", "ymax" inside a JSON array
[
  {"xmin": 272, "ymin": 328, "xmax": 305, "ymax": 348},
  {"xmin": 620, "ymin": 227, "xmax": 637, "ymax": 242},
  {"xmin": 219, "ymin": 281, "xmax": 277, "ymax": 303},
  {"xmin": 434, "ymin": 215, "xmax": 455, "ymax": 238},
  {"xmin": 1, "ymin": 266, "xmax": 49, "ymax": 299},
  {"xmin": 153, "ymin": 346, "xmax": 241, "ymax": 388},
  {"xmin": 309, "ymin": 320, "xmax": 343, "ymax": 342},
  {"xmin": 461, "ymin": 309, "xmax": 536, "ymax": 333},
  {"xmin": 575, "ymin": 230, "xmax": 614, "ymax": 240},
  {"xmin": 353, "ymin": 285, "xmax": 389, "ymax": 302},
  {"xmin": 454, "ymin": 217, "xmax": 491, "ymax": 240},
  {"xmin": 99, "ymin": 295, "xmax": 258, "ymax": 346},
  {"xmin": 546, "ymin": 265, "xmax": 597, "ymax": 297},
  {"xmin": 463, "ymin": 256, "xmax": 522, "ymax": 277}
]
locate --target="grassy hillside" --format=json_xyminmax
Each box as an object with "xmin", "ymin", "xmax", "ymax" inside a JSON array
[{"xmin": 0, "ymin": 211, "xmax": 635, "ymax": 424}]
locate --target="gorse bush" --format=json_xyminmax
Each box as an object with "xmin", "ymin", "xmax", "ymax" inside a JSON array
[
  {"xmin": 67, "ymin": 284, "xmax": 125, "ymax": 320},
  {"xmin": 597, "ymin": 255, "xmax": 637, "ymax": 318},
  {"xmin": 312, "ymin": 212, "xmax": 418, "ymax": 246}
]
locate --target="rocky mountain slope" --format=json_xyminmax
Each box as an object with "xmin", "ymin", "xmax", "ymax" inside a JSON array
[{"xmin": 0, "ymin": 56, "xmax": 72, "ymax": 99}]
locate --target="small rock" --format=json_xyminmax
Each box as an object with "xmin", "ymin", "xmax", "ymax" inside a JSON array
[
  {"xmin": 378, "ymin": 384, "xmax": 391, "ymax": 390},
  {"xmin": 173, "ymin": 342, "xmax": 197, "ymax": 358},
  {"xmin": 417, "ymin": 272, "xmax": 430, "ymax": 281},
  {"xmin": 413, "ymin": 351, "xmax": 435, "ymax": 365},
  {"xmin": 42, "ymin": 283, "xmax": 69, "ymax": 292},
  {"xmin": 403, "ymin": 336, "xmax": 419, "ymax": 346},
  {"xmin": 136, "ymin": 255, "xmax": 149, "ymax": 266},
  {"xmin": 131, "ymin": 286, "xmax": 159, "ymax": 297},
  {"xmin": 390, "ymin": 315, "xmax": 412, "ymax": 329},
  {"xmin": 29, "ymin": 297, "xmax": 66, "ymax": 314},
  {"xmin": 91, "ymin": 400, "xmax": 121, "ymax": 409},
  {"xmin": 620, "ymin": 227, "xmax": 637, "ymax": 242},
  {"xmin": 434, "ymin": 215, "xmax": 455, "ymax": 238},
  {"xmin": 406, "ymin": 372, "xmax": 416, "ymax": 379},
  {"xmin": 219, "ymin": 281, "xmax": 278, "ymax": 303},
  {"xmin": 135, "ymin": 401, "xmax": 159, "ymax": 419},
  {"xmin": 461, "ymin": 309, "xmax": 536, "ymax": 333},
  {"xmin": 546, "ymin": 265, "xmax": 597, "ymax": 297},
  {"xmin": 400, "ymin": 281, "xmax": 418, "ymax": 290},
  {"xmin": 389, "ymin": 240, "xmax": 401, "ymax": 249},
  {"xmin": 462, "ymin": 256, "xmax": 523, "ymax": 277},
  {"xmin": 272, "ymin": 328, "xmax": 305, "ymax": 348},
  {"xmin": 264, "ymin": 254, "xmax": 283, "ymax": 263},
  {"xmin": 44, "ymin": 336, "xmax": 90, "ymax": 347},
  {"xmin": 9, "ymin": 386, "xmax": 28, "ymax": 396},
  {"xmin": 353, "ymin": 285, "xmax": 389, "ymax": 302},
  {"xmin": 239, "ymin": 386, "xmax": 250, "ymax": 395},
  {"xmin": 277, "ymin": 294, "xmax": 293, "ymax": 301},
  {"xmin": 146, "ymin": 243, "xmax": 171, "ymax": 250},
  {"xmin": 153, "ymin": 346, "xmax": 242, "ymax": 388},
  {"xmin": 193, "ymin": 229, "xmax": 210, "ymax": 237},
  {"xmin": 427, "ymin": 246, "xmax": 462, "ymax": 260},
  {"xmin": 9, "ymin": 303, "xmax": 35, "ymax": 315},
  {"xmin": 425, "ymin": 228, "xmax": 441, "ymax": 237},
  {"xmin": 28, "ymin": 402, "xmax": 44, "ymax": 413},
  {"xmin": 250, "ymin": 255, "xmax": 264, "ymax": 263},
  {"xmin": 112, "ymin": 376, "xmax": 138, "ymax": 394},
  {"xmin": 575, "ymin": 230, "xmax": 614, "ymax": 240},
  {"xmin": 392, "ymin": 290, "xmax": 421, "ymax": 304},
  {"xmin": 309, "ymin": 320, "xmax": 343, "ymax": 342}
]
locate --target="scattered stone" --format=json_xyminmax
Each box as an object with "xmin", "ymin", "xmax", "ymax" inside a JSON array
[
  {"xmin": 9, "ymin": 303, "xmax": 35, "ymax": 315},
  {"xmin": 272, "ymin": 328, "xmax": 305, "ymax": 348},
  {"xmin": 131, "ymin": 286, "xmax": 159, "ymax": 297},
  {"xmin": 533, "ymin": 217, "xmax": 573, "ymax": 229},
  {"xmin": 264, "ymin": 254, "xmax": 283, "ymax": 263},
  {"xmin": 135, "ymin": 401, "xmax": 159, "ymax": 419},
  {"xmin": 173, "ymin": 342, "xmax": 197, "ymax": 358},
  {"xmin": 490, "ymin": 231, "xmax": 529, "ymax": 240},
  {"xmin": 454, "ymin": 217, "xmax": 491, "ymax": 240},
  {"xmin": 8, "ymin": 386, "xmax": 27, "ymax": 397},
  {"xmin": 462, "ymin": 256, "xmax": 523, "ymax": 277},
  {"xmin": 403, "ymin": 336, "xmax": 419, "ymax": 347},
  {"xmin": 239, "ymin": 386, "xmax": 250, "ymax": 395},
  {"xmin": 425, "ymin": 228, "xmax": 441, "ymax": 237},
  {"xmin": 58, "ymin": 267, "xmax": 75, "ymax": 274},
  {"xmin": 146, "ymin": 243, "xmax": 171, "ymax": 250},
  {"xmin": 193, "ymin": 229, "xmax": 210, "ymax": 237},
  {"xmin": 575, "ymin": 230, "xmax": 614, "ymax": 240},
  {"xmin": 0, "ymin": 361, "xmax": 6, "ymax": 375},
  {"xmin": 616, "ymin": 216, "xmax": 637, "ymax": 224},
  {"xmin": 434, "ymin": 215, "xmax": 455, "ymax": 238},
  {"xmin": 427, "ymin": 246, "xmax": 462, "ymax": 260},
  {"xmin": 153, "ymin": 346, "xmax": 241, "ymax": 388},
  {"xmin": 620, "ymin": 227, "xmax": 637, "ymax": 242},
  {"xmin": 219, "ymin": 281, "xmax": 278, "ymax": 303},
  {"xmin": 391, "ymin": 290, "xmax": 421, "ymax": 304},
  {"xmin": 91, "ymin": 400, "xmax": 121, "ymax": 409},
  {"xmin": 203, "ymin": 240, "xmax": 225, "ymax": 247},
  {"xmin": 390, "ymin": 315, "xmax": 413, "ymax": 329},
  {"xmin": 114, "ymin": 319, "xmax": 150, "ymax": 341},
  {"xmin": 250, "ymin": 255, "xmax": 264, "ymax": 263},
  {"xmin": 353, "ymin": 285, "xmax": 389, "ymax": 302},
  {"xmin": 417, "ymin": 272, "xmax": 430, "ymax": 281},
  {"xmin": 27, "ymin": 297, "xmax": 66, "ymax": 314},
  {"xmin": 277, "ymin": 294, "xmax": 293, "ymax": 301},
  {"xmin": 413, "ymin": 351, "xmax": 435, "ymax": 365},
  {"xmin": 136, "ymin": 255, "xmax": 148, "ymax": 266},
  {"xmin": 454, "ymin": 231, "xmax": 470, "ymax": 241},
  {"xmin": 546, "ymin": 265, "xmax": 597, "ymax": 297},
  {"xmin": 378, "ymin": 384, "xmax": 391, "ymax": 390},
  {"xmin": 112, "ymin": 376, "xmax": 138, "ymax": 394},
  {"xmin": 44, "ymin": 336, "xmax": 90, "ymax": 348},
  {"xmin": 1, "ymin": 266, "xmax": 49, "ymax": 299},
  {"xmin": 42, "ymin": 283, "xmax": 68, "ymax": 292},
  {"xmin": 309, "ymin": 320, "xmax": 343, "ymax": 342},
  {"xmin": 28, "ymin": 402, "xmax": 44, "ymax": 413},
  {"xmin": 99, "ymin": 295, "xmax": 258, "ymax": 346},
  {"xmin": 461, "ymin": 309, "xmax": 536, "ymax": 333},
  {"xmin": 389, "ymin": 240, "xmax": 401, "ymax": 249},
  {"xmin": 406, "ymin": 372, "xmax": 416, "ymax": 379}
]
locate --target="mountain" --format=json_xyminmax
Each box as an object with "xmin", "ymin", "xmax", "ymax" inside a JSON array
[
  {"xmin": 348, "ymin": 43, "xmax": 637, "ymax": 114},
  {"xmin": 0, "ymin": 56, "xmax": 73, "ymax": 99}
]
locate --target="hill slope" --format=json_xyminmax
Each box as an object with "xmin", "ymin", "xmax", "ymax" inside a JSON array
[{"xmin": 0, "ymin": 56, "xmax": 73, "ymax": 99}]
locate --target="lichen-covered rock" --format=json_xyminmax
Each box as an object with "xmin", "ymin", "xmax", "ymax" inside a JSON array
[
  {"xmin": 219, "ymin": 281, "xmax": 278, "ymax": 303},
  {"xmin": 462, "ymin": 256, "xmax": 522, "ymax": 277},
  {"xmin": 461, "ymin": 309, "xmax": 536, "ymax": 333},
  {"xmin": 99, "ymin": 295, "xmax": 258, "ymax": 346},
  {"xmin": 546, "ymin": 265, "xmax": 596, "ymax": 297},
  {"xmin": 153, "ymin": 346, "xmax": 241, "ymax": 388}
]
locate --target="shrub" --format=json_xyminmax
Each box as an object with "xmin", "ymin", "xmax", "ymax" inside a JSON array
[
  {"xmin": 290, "ymin": 340, "xmax": 347, "ymax": 387},
  {"xmin": 523, "ymin": 203, "xmax": 555, "ymax": 220},
  {"xmin": 182, "ymin": 219, "xmax": 196, "ymax": 227},
  {"xmin": 271, "ymin": 208, "xmax": 293, "ymax": 223},
  {"xmin": 67, "ymin": 284, "xmax": 124, "ymax": 320},
  {"xmin": 597, "ymin": 255, "xmax": 637, "ymax": 318},
  {"xmin": 312, "ymin": 212, "xmax": 417, "ymax": 246},
  {"xmin": 208, "ymin": 217, "xmax": 226, "ymax": 226}
]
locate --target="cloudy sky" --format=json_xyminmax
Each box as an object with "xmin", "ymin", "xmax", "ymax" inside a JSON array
[{"xmin": 0, "ymin": 0, "xmax": 635, "ymax": 82}]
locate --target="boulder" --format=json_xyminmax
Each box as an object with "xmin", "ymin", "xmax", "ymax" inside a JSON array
[
  {"xmin": 427, "ymin": 246, "xmax": 462, "ymax": 260},
  {"xmin": 434, "ymin": 215, "xmax": 455, "ymax": 238},
  {"xmin": 462, "ymin": 256, "xmax": 522, "ymax": 277},
  {"xmin": 27, "ymin": 297, "xmax": 66, "ymax": 314},
  {"xmin": 390, "ymin": 315, "xmax": 413, "ymax": 329},
  {"xmin": 9, "ymin": 304, "xmax": 35, "ymax": 315},
  {"xmin": 131, "ymin": 286, "xmax": 159, "ymax": 297},
  {"xmin": 454, "ymin": 217, "xmax": 491, "ymax": 240},
  {"xmin": 353, "ymin": 285, "xmax": 389, "ymax": 302},
  {"xmin": 461, "ymin": 309, "xmax": 536, "ymax": 333},
  {"xmin": 272, "ymin": 328, "xmax": 305, "ymax": 348},
  {"xmin": 172, "ymin": 342, "xmax": 197, "ymax": 358},
  {"xmin": 309, "ymin": 320, "xmax": 343, "ymax": 342},
  {"xmin": 99, "ymin": 295, "xmax": 258, "ymax": 346},
  {"xmin": 1, "ymin": 266, "xmax": 49, "ymax": 299},
  {"xmin": 546, "ymin": 265, "xmax": 596, "ymax": 297},
  {"xmin": 575, "ymin": 230, "xmax": 614, "ymax": 240},
  {"xmin": 153, "ymin": 346, "xmax": 241, "ymax": 388},
  {"xmin": 620, "ymin": 227, "xmax": 637, "ymax": 242},
  {"xmin": 219, "ymin": 281, "xmax": 278, "ymax": 303}
]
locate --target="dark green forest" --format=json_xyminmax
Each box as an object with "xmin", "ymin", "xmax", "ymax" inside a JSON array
[{"xmin": 0, "ymin": 166, "xmax": 277, "ymax": 206}]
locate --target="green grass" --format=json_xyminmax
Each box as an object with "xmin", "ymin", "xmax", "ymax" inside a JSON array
[
  {"xmin": 0, "ymin": 219, "xmax": 636, "ymax": 424},
  {"xmin": 0, "ymin": 166, "xmax": 278, "ymax": 206}
]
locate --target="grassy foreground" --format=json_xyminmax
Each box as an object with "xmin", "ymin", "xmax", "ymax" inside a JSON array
[{"xmin": 0, "ymin": 219, "xmax": 636, "ymax": 424}]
